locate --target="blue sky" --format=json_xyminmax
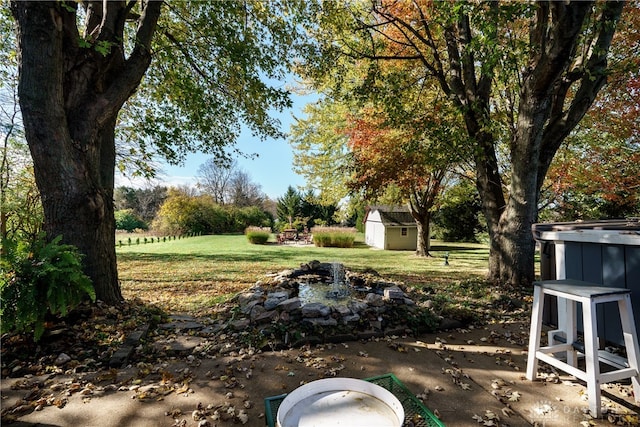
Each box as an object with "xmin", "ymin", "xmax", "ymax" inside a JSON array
[{"xmin": 117, "ymin": 91, "xmax": 317, "ymax": 200}]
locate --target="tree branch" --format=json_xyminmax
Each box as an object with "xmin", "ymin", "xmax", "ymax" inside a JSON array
[
  {"xmin": 536, "ymin": 1, "xmax": 625, "ymax": 190},
  {"xmin": 100, "ymin": 0, "xmax": 162, "ymax": 122}
]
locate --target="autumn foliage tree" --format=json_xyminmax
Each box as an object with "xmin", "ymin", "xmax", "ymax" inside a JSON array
[
  {"xmin": 290, "ymin": 99, "xmax": 352, "ymax": 206},
  {"xmin": 542, "ymin": 4, "xmax": 640, "ymax": 221},
  {"xmin": 542, "ymin": 135, "xmax": 640, "ymax": 220},
  {"xmin": 345, "ymin": 105, "xmax": 462, "ymax": 256},
  {"xmin": 299, "ymin": 1, "xmax": 627, "ymax": 287}
]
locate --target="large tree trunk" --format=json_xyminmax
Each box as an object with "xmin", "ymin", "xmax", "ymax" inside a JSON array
[
  {"xmin": 450, "ymin": 1, "xmax": 623, "ymax": 289},
  {"xmin": 414, "ymin": 212, "xmax": 431, "ymax": 257},
  {"xmin": 11, "ymin": 1, "xmax": 161, "ymax": 304},
  {"xmin": 407, "ymin": 177, "xmax": 443, "ymax": 258},
  {"xmin": 491, "ymin": 1, "xmax": 623, "ymax": 289},
  {"xmin": 467, "ymin": 129, "xmax": 506, "ymax": 285}
]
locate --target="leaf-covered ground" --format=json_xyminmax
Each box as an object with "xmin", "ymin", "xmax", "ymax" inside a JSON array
[{"xmin": 3, "ymin": 236, "xmax": 638, "ymax": 426}]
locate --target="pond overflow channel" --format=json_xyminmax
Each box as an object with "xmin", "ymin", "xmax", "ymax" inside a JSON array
[{"xmin": 231, "ymin": 260, "xmax": 442, "ymax": 347}]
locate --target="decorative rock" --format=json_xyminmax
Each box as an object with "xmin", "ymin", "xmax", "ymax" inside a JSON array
[
  {"xmin": 371, "ymin": 306, "xmax": 388, "ymax": 315},
  {"xmin": 159, "ymin": 321, "xmax": 204, "ymax": 331},
  {"xmin": 277, "ymin": 269, "xmax": 295, "ymax": 277},
  {"xmin": 277, "ymin": 297, "xmax": 302, "ymax": 312},
  {"xmin": 230, "ymin": 319, "xmax": 250, "ymax": 330},
  {"xmin": 237, "ymin": 291, "xmax": 263, "ymax": 306},
  {"xmin": 250, "ymin": 305, "xmax": 266, "ymax": 320},
  {"xmin": 201, "ymin": 323, "xmax": 226, "ymax": 335},
  {"xmin": 341, "ymin": 314, "xmax": 361, "ymax": 324},
  {"xmin": 263, "ymin": 299, "xmax": 280, "ymax": 311},
  {"xmin": 254, "ymin": 310, "xmax": 279, "ymax": 324},
  {"xmin": 227, "ymin": 261, "xmax": 434, "ymax": 347},
  {"xmin": 54, "ymin": 353, "xmax": 71, "ymax": 366},
  {"xmin": 370, "ymin": 319, "xmax": 383, "ymax": 330},
  {"xmin": 383, "ymin": 286, "xmax": 405, "ymax": 300},
  {"xmin": 153, "ymin": 336, "xmax": 205, "ymax": 354},
  {"xmin": 348, "ymin": 301, "xmax": 368, "ymax": 313},
  {"xmin": 301, "ymin": 302, "xmax": 331, "ymax": 318},
  {"xmin": 333, "ymin": 305, "xmax": 351, "ymax": 316},
  {"xmin": 264, "ymin": 291, "xmax": 289, "ymax": 310},
  {"xmin": 241, "ymin": 299, "xmax": 262, "ymax": 315},
  {"xmin": 303, "ymin": 317, "xmax": 338, "ymax": 327},
  {"xmin": 267, "ymin": 291, "xmax": 290, "ymax": 299},
  {"xmin": 365, "ymin": 293, "xmax": 384, "ymax": 307}
]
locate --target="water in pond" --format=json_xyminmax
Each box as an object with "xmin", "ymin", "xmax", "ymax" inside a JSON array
[{"xmin": 298, "ymin": 262, "xmax": 351, "ymax": 306}]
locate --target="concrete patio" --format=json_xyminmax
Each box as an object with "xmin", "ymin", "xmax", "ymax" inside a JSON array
[{"xmin": 3, "ymin": 319, "xmax": 639, "ymax": 427}]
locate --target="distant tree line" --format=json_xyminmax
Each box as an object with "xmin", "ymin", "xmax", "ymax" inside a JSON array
[
  {"xmin": 113, "ymin": 159, "xmax": 348, "ymax": 236},
  {"xmin": 152, "ymin": 188, "xmax": 273, "ymax": 235}
]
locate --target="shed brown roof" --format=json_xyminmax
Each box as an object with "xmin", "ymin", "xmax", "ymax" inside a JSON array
[{"xmin": 367, "ymin": 205, "xmax": 416, "ymax": 227}]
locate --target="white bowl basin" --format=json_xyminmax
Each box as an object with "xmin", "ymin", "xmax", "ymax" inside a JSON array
[{"xmin": 276, "ymin": 377, "xmax": 404, "ymax": 427}]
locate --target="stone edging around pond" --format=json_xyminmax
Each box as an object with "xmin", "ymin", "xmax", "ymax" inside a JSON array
[{"xmin": 223, "ymin": 260, "xmax": 462, "ymax": 348}]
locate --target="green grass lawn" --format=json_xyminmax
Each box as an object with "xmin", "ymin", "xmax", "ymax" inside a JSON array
[{"xmin": 117, "ymin": 234, "xmax": 492, "ymax": 315}]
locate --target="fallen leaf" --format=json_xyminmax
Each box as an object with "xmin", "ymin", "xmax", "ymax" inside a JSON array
[
  {"xmin": 508, "ymin": 391, "xmax": 521, "ymax": 401},
  {"xmin": 484, "ymin": 410, "xmax": 499, "ymax": 420}
]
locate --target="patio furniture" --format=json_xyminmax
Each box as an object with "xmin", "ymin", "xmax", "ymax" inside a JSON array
[
  {"xmin": 264, "ymin": 373, "xmax": 445, "ymax": 427},
  {"xmin": 526, "ymin": 279, "xmax": 640, "ymax": 417}
]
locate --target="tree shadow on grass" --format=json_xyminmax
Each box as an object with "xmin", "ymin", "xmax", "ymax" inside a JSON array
[
  {"xmin": 429, "ymin": 243, "xmax": 486, "ymax": 252},
  {"xmin": 117, "ymin": 250, "xmax": 312, "ymax": 265}
]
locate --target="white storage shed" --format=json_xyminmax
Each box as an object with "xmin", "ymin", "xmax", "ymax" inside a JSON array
[{"xmin": 364, "ymin": 205, "xmax": 417, "ymax": 250}]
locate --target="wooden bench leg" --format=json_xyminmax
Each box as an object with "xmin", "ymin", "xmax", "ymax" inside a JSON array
[
  {"xmin": 582, "ymin": 298, "xmax": 602, "ymax": 417},
  {"xmin": 565, "ymin": 299, "xmax": 578, "ymax": 367},
  {"xmin": 619, "ymin": 294, "xmax": 640, "ymax": 404},
  {"xmin": 526, "ymin": 285, "xmax": 544, "ymax": 381}
]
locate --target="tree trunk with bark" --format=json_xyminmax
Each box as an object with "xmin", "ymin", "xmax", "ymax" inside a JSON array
[
  {"xmin": 446, "ymin": 1, "xmax": 624, "ymax": 288},
  {"xmin": 11, "ymin": 1, "xmax": 161, "ymax": 304},
  {"xmin": 413, "ymin": 211, "xmax": 431, "ymax": 258},
  {"xmin": 407, "ymin": 175, "xmax": 443, "ymax": 257},
  {"xmin": 494, "ymin": 1, "xmax": 623, "ymax": 288}
]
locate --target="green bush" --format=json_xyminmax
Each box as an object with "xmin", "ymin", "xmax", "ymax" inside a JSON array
[
  {"xmin": 0, "ymin": 235, "xmax": 96, "ymax": 341},
  {"xmin": 312, "ymin": 232, "xmax": 331, "ymax": 247},
  {"xmin": 245, "ymin": 227, "xmax": 271, "ymax": 244},
  {"xmin": 153, "ymin": 190, "xmax": 273, "ymax": 235},
  {"xmin": 115, "ymin": 209, "xmax": 147, "ymax": 232},
  {"xmin": 311, "ymin": 227, "xmax": 356, "ymax": 248}
]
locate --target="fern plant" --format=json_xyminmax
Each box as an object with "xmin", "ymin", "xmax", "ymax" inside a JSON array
[{"xmin": 1, "ymin": 234, "xmax": 96, "ymax": 340}]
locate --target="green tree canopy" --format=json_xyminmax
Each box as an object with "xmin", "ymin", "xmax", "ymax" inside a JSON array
[{"xmin": 289, "ymin": 98, "xmax": 351, "ymax": 206}]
